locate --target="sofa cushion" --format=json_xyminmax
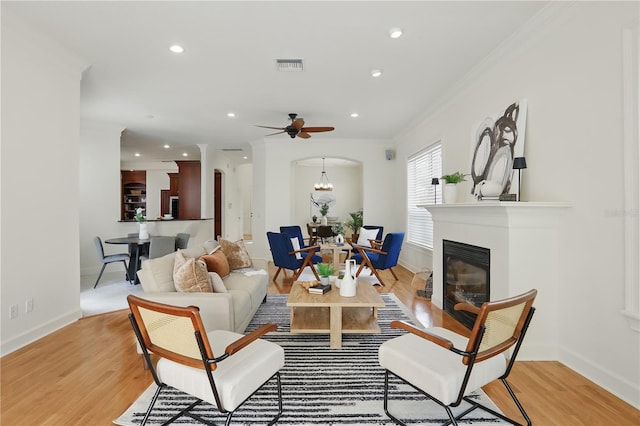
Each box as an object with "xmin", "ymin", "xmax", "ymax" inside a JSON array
[
  {"xmin": 199, "ymin": 250, "xmax": 230, "ymax": 278},
  {"xmin": 139, "ymin": 246, "xmax": 208, "ymax": 293},
  {"xmin": 173, "ymin": 251, "xmax": 213, "ymax": 293},
  {"xmin": 209, "ymin": 272, "xmax": 228, "ymax": 293},
  {"xmin": 219, "ymin": 238, "xmax": 253, "ymax": 270},
  {"xmin": 223, "ymin": 271, "xmax": 267, "ymax": 311}
]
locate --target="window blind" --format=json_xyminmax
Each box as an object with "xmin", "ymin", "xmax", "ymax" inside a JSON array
[{"xmin": 407, "ymin": 143, "xmax": 442, "ymax": 249}]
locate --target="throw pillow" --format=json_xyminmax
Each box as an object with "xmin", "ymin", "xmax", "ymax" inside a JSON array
[
  {"xmin": 290, "ymin": 237, "xmax": 303, "ymax": 259},
  {"xmin": 173, "ymin": 251, "xmax": 213, "ymax": 293},
  {"xmin": 219, "ymin": 238, "xmax": 253, "ymax": 270},
  {"xmin": 208, "ymin": 272, "xmax": 228, "ymax": 293},
  {"xmin": 198, "ymin": 250, "xmax": 231, "ymax": 278},
  {"xmin": 357, "ymin": 227, "xmax": 380, "ymax": 247}
]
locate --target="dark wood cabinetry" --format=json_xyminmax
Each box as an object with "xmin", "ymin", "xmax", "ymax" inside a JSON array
[
  {"xmin": 121, "ymin": 170, "xmax": 146, "ymax": 221},
  {"xmin": 175, "ymin": 161, "xmax": 201, "ymax": 219}
]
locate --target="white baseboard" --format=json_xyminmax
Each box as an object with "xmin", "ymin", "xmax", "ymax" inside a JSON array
[
  {"xmin": 0, "ymin": 309, "xmax": 81, "ymax": 356},
  {"xmin": 558, "ymin": 346, "xmax": 639, "ymax": 408}
]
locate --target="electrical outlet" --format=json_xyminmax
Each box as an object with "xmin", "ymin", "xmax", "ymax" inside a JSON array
[
  {"xmin": 10, "ymin": 304, "xmax": 18, "ymax": 319},
  {"xmin": 25, "ymin": 298, "xmax": 33, "ymax": 313}
]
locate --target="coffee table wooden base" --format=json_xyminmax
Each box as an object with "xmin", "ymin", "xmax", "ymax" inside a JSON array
[{"xmin": 287, "ymin": 281, "xmax": 385, "ymax": 348}]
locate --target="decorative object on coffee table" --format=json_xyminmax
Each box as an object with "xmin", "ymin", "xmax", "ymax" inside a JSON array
[{"xmin": 316, "ymin": 262, "xmax": 337, "ymax": 285}]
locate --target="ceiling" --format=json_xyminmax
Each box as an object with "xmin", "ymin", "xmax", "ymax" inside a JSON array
[{"xmin": 4, "ymin": 1, "xmax": 548, "ymax": 165}]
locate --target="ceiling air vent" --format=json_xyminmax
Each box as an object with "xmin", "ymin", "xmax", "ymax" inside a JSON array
[
  {"xmin": 276, "ymin": 59, "xmax": 304, "ymax": 72},
  {"xmin": 221, "ymin": 148, "xmax": 244, "ymax": 152}
]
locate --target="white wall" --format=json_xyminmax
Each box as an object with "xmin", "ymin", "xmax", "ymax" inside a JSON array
[
  {"xmin": 1, "ymin": 11, "xmax": 88, "ymax": 355},
  {"xmin": 393, "ymin": 2, "xmax": 639, "ymax": 406},
  {"xmin": 252, "ymin": 138, "xmax": 396, "ymax": 263},
  {"xmin": 292, "ymin": 161, "xmax": 363, "ymax": 230}
]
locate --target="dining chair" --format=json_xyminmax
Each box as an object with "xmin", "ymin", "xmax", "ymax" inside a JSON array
[
  {"xmin": 316, "ymin": 225, "xmax": 334, "ymax": 244},
  {"xmin": 142, "ymin": 236, "xmax": 176, "ymax": 260},
  {"xmin": 93, "ymin": 237, "xmax": 131, "ymax": 288},
  {"xmin": 175, "ymin": 232, "xmax": 190, "ymax": 250}
]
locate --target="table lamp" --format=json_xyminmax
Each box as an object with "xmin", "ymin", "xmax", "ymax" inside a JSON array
[
  {"xmin": 512, "ymin": 157, "xmax": 527, "ymax": 201},
  {"xmin": 431, "ymin": 178, "xmax": 440, "ymax": 204}
]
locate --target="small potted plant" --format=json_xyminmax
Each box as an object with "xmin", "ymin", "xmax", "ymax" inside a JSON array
[
  {"xmin": 344, "ymin": 209, "xmax": 363, "ymax": 241},
  {"xmin": 440, "ymin": 172, "xmax": 468, "ymax": 203},
  {"xmin": 316, "ymin": 262, "xmax": 337, "ymax": 285}
]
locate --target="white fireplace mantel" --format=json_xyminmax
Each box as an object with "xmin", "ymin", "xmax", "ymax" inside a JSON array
[{"xmin": 420, "ymin": 201, "xmax": 570, "ymax": 359}]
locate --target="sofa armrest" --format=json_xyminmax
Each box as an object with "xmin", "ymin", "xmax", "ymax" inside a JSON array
[{"xmin": 136, "ymin": 292, "xmax": 235, "ymax": 332}]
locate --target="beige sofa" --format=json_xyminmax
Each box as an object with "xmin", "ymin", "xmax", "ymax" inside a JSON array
[{"xmin": 136, "ymin": 244, "xmax": 268, "ymax": 333}]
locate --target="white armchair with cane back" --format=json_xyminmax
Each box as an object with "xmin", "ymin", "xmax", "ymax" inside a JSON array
[{"xmin": 127, "ymin": 295, "xmax": 284, "ymax": 425}]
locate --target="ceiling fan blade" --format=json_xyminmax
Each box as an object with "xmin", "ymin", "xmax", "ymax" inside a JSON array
[
  {"xmin": 255, "ymin": 125, "xmax": 286, "ymax": 130},
  {"xmin": 264, "ymin": 130, "xmax": 286, "ymax": 136},
  {"xmin": 297, "ymin": 131, "xmax": 312, "ymax": 139},
  {"xmin": 301, "ymin": 126, "xmax": 335, "ymax": 133},
  {"xmin": 291, "ymin": 118, "xmax": 305, "ymax": 130}
]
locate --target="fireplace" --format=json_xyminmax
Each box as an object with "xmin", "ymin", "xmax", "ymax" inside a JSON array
[{"xmin": 443, "ymin": 240, "xmax": 490, "ymax": 329}]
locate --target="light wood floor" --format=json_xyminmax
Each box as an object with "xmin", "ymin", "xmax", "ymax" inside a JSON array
[{"xmin": 1, "ymin": 264, "xmax": 638, "ymax": 425}]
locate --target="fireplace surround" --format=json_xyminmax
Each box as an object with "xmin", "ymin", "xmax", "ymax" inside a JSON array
[{"xmin": 443, "ymin": 240, "xmax": 490, "ymax": 329}]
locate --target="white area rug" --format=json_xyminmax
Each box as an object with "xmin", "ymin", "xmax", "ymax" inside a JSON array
[
  {"xmin": 114, "ymin": 294, "xmax": 507, "ymax": 425},
  {"xmin": 81, "ymin": 274, "xmax": 143, "ymax": 316}
]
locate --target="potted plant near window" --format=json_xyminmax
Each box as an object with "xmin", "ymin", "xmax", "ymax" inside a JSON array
[
  {"xmin": 344, "ymin": 209, "xmax": 363, "ymax": 242},
  {"xmin": 440, "ymin": 172, "xmax": 468, "ymax": 204},
  {"xmin": 316, "ymin": 262, "xmax": 337, "ymax": 285}
]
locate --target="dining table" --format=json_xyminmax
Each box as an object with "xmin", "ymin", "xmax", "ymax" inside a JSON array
[{"xmin": 104, "ymin": 236, "xmax": 150, "ymax": 284}]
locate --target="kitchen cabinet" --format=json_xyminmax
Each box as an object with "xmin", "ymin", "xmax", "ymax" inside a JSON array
[{"xmin": 121, "ymin": 170, "xmax": 146, "ymax": 221}]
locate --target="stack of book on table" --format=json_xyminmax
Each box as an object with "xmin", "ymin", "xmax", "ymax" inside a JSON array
[{"xmin": 308, "ymin": 282, "xmax": 331, "ymax": 294}]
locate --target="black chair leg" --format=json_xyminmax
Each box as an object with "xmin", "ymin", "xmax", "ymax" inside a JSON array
[
  {"xmin": 94, "ymin": 264, "xmax": 107, "ymax": 288},
  {"xmin": 121, "ymin": 260, "xmax": 132, "ymax": 283}
]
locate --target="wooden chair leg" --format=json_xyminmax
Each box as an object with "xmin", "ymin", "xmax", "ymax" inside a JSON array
[
  {"xmin": 389, "ymin": 267, "xmax": 399, "ymax": 281},
  {"xmin": 371, "ymin": 267, "xmax": 386, "ymax": 287},
  {"xmin": 273, "ymin": 267, "xmax": 283, "ymax": 282}
]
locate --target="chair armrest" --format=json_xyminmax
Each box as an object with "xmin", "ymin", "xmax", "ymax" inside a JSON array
[
  {"xmin": 369, "ymin": 239, "xmax": 383, "ymax": 249},
  {"xmin": 355, "ymin": 245, "xmax": 387, "ymax": 256},
  {"xmin": 390, "ymin": 320, "xmax": 454, "ymax": 350},
  {"xmin": 290, "ymin": 245, "xmax": 320, "ymax": 256},
  {"xmin": 225, "ymin": 323, "xmax": 277, "ymax": 355},
  {"xmin": 454, "ymin": 303, "xmax": 480, "ymax": 315}
]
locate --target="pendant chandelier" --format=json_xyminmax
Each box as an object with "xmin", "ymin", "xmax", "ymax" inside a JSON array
[{"xmin": 314, "ymin": 157, "xmax": 333, "ymax": 191}]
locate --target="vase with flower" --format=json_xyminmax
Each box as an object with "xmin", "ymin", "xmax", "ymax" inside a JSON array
[{"xmin": 135, "ymin": 207, "xmax": 149, "ymax": 239}]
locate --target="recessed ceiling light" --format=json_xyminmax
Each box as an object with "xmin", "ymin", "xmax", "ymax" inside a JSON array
[
  {"xmin": 182, "ymin": 152, "xmax": 188, "ymax": 157},
  {"xmin": 227, "ymin": 112, "xmax": 236, "ymax": 118},
  {"xmin": 163, "ymin": 144, "xmax": 170, "ymax": 149},
  {"xmin": 169, "ymin": 44, "xmax": 184, "ymax": 53},
  {"xmin": 243, "ymin": 156, "xmax": 248, "ymax": 160},
  {"xmin": 389, "ymin": 28, "xmax": 403, "ymax": 39},
  {"xmin": 350, "ymin": 113, "xmax": 359, "ymax": 118},
  {"xmin": 371, "ymin": 69, "xmax": 383, "ymax": 78},
  {"xmin": 134, "ymin": 152, "xmax": 141, "ymax": 157}
]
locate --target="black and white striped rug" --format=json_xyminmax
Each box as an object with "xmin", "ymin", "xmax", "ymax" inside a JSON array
[{"xmin": 114, "ymin": 294, "xmax": 507, "ymax": 425}]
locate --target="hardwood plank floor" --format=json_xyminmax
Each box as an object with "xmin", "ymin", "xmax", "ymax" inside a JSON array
[{"xmin": 1, "ymin": 263, "xmax": 638, "ymax": 425}]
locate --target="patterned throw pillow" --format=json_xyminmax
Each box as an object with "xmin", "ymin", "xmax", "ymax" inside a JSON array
[
  {"xmin": 173, "ymin": 251, "xmax": 212, "ymax": 293},
  {"xmin": 218, "ymin": 238, "xmax": 253, "ymax": 270},
  {"xmin": 198, "ymin": 250, "xmax": 231, "ymax": 278}
]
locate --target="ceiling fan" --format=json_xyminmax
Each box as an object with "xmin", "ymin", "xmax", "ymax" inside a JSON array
[{"xmin": 256, "ymin": 113, "xmax": 335, "ymax": 139}]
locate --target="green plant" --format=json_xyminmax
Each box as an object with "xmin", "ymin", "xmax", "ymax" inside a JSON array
[
  {"xmin": 319, "ymin": 203, "xmax": 329, "ymax": 217},
  {"xmin": 441, "ymin": 172, "xmax": 468, "ymax": 184},
  {"xmin": 344, "ymin": 209, "xmax": 363, "ymax": 234},
  {"xmin": 332, "ymin": 222, "xmax": 345, "ymax": 235},
  {"xmin": 134, "ymin": 207, "xmax": 146, "ymax": 223},
  {"xmin": 316, "ymin": 262, "xmax": 337, "ymax": 277}
]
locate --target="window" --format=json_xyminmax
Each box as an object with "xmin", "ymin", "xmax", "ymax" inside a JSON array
[{"xmin": 407, "ymin": 143, "xmax": 442, "ymax": 249}]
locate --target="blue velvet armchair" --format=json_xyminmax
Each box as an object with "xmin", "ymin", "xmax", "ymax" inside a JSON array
[
  {"xmin": 352, "ymin": 232, "xmax": 404, "ymax": 287},
  {"xmin": 280, "ymin": 225, "xmax": 323, "ymax": 264},
  {"xmin": 267, "ymin": 231, "xmax": 321, "ymax": 283}
]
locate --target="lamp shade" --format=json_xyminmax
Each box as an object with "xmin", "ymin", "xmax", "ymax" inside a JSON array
[
  {"xmin": 513, "ymin": 157, "xmax": 527, "ymax": 170},
  {"xmin": 431, "ymin": 178, "xmax": 440, "ymax": 185}
]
